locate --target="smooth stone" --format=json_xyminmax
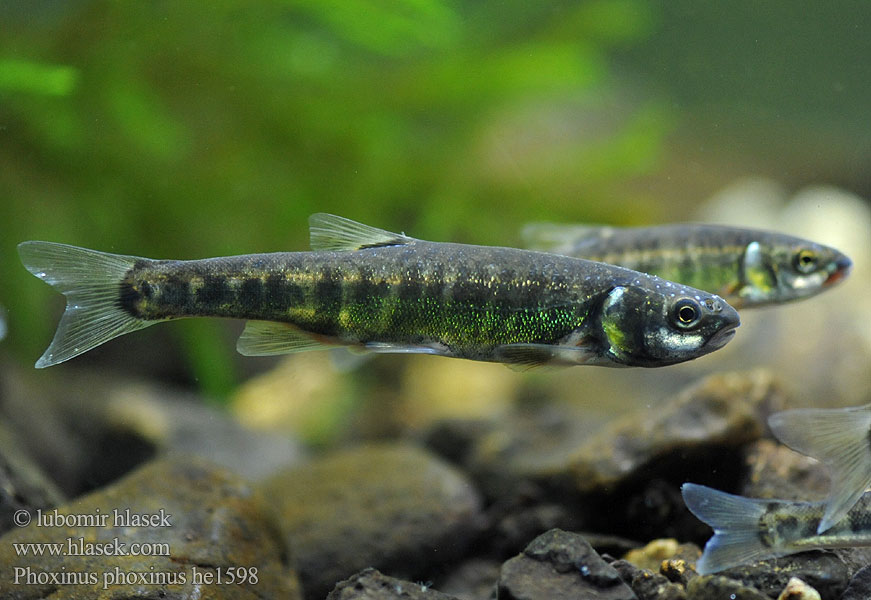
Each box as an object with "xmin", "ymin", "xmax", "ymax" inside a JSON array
[
  {"xmin": 327, "ymin": 568, "xmax": 461, "ymax": 600},
  {"xmin": 263, "ymin": 443, "xmax": 483, "ymax": 600},
  {"xmin": 0, "ymin": 456, "xmax": 301, "ymax": 599},
  {"xmin": 103, "ymin": 382, "xmax": 306, "ymax": 481},
  {"xmin": 496, "ymin": 529, "xmax": 637, "ymax": 600}
]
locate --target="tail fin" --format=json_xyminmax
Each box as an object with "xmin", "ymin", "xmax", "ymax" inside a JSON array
[
  {"xmin": 681, "ymin": 483, "xmax": 774, "ymax": 574},
  {"xmin": 768, "ymin": 405, "xmax": 871, "ymax": 533},
  {"xmin": 18, "ymin": 241, "xmax": 156, "ymax": 368}
]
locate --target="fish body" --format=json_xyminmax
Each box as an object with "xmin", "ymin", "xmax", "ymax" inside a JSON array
[
  {"xmin": 19, "ymin": 214, "xmax": 739, "ymax": 369},
  {"xmin": 682, "ymin": 483, "xmax": 871, "ymax": 574},
  {"xmin": 768, "ymin": 404, "xmax": 871, "ymax": 534},
  {"xmin": 521, "ymin": 223, "xmax": 852, "ymax": 308}
]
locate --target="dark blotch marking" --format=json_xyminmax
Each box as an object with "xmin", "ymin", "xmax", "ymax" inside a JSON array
[
  {"xmin": 398, "ymin": 266, "xmax": 424, "ymax": 301},
  {"xmin": 160, "ymin": 276, "xmax": 190, "ymax": 308},
  {"xmin": 424, "ymin": 264, "xmax": 446, "ymax": 300},
  {"xmin": 351, "ymin": 266, "xmax": 380, "ymax": 307},
  {"xmin": 117, "ymin": 271, "xmax": 142, "ymax": 317},
  {"xmin": 196, "ymin": 275, "xmax": 232, "ymax": 309},
  {"xmin": 450, "ymin": 273, "xmax": 490, "ymax": 307},
  {"xmin": 315, "ymin": 266, "xmax": 342, "ymax": 314},
  {"xmin": 239, "ymin": 277, "xmax": 264, "ymax": 311},
  {"xmin": 265, "ymin": 274, "xmax": 304, "ymax": 310}
]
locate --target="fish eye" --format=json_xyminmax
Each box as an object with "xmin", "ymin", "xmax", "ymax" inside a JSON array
[
  {"xmin": 793, "ymin": 249, "xmax": 818, "ymax": 274},
  {"xmin": 672, "ymin": 298, "xmax": 701, "ymax": 328}
]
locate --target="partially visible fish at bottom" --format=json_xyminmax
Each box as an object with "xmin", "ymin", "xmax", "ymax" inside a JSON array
[
  {"xmin": 682, "ymin": 483, "xmax": 871, "ymax": 574},
  {"xmin": 768, "ymin": 403, "xmax": 871, "ymax": 534}
]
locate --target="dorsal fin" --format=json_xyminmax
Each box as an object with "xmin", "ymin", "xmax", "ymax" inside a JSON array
[{"xmin": 309, "ymin": 213, "xmax": 413, "ymax": 251}]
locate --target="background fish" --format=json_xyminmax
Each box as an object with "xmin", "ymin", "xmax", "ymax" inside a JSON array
[
  {"xmin": 682, "ymin": 483, "xmax": 871, "ymax": 574},
  {"xmin": 18, "ymin": 214, "xmax": 739, "ymax": 369},
  {"xmin": 769, "ymin": 404, "xmax": 871, "ymax": 534},
  {"xmin": 521, "ymin": 223, "xmax": 852, "ymax": 308}
]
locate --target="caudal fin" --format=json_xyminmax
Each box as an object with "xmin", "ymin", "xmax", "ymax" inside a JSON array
[
  {"xmin": 18, "ymin": 241, "xmax": 156, "ymax": 368},
  {"xmin": 768, "ymin": 405, "xmax": 871, "ymax": 533},
  {"xmin": 681, "ymin": 483, "xmax": 774, "ymax": 574}
]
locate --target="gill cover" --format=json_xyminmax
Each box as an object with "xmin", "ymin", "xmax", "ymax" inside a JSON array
[{"xmin": 599, "ymin": 286, "xmax": 649, "ymax": 366}]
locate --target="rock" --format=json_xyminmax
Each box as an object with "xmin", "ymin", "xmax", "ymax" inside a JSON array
[
  {"xmin": 841, "ymin": 564, "xmax": 871, "ymax": 600},
  {"xmin": 713, "ymin": 552, "xmax": 849, "ymax": 600},
  {"xmin": 328, "ymin": 568, "xmax": 461, "ymax": 599},
  {"xmin": 0, "ymin": 456, "xmax": 301, "ymax": 599},
  {"xmin": 496, "ymin": 529, "xmax": 637, "ymax": 600},
  {"xmin": 438, "ymin": 559, "xmax": 501, "ymax": 600},
  {"xmin": 0, "ymin": 366, "xmax": 119, "ymax": 496},
  {"xmin": 0, "ymin": 421, "xmax": 65, "ymax": 535},
  {"xmin": 777, "ymin": 577, "xmax": 821, "ymax": 600},
  {"xmin": 741, "ymin": 440, "xmax": 829, "ymax": 501},
  {"xmin": 568, "ymin": 370, "xmax": 787, "ymax": 494},
  {"xmin": 263, "ymin": 443, "xmax": 483, "ymax": 600},
  {"xmin": 686, "ymin": 575, "xmax": 769, "ymax": 600},
  {"xmin": 610, "ymin": 560, "xmax": 686, "ymax": 600},
  {"xmin": 104, "ymin": 382, "xmax": 306, "ymax": 481}
]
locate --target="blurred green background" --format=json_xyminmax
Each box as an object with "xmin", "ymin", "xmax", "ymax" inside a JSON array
[{"xmin": 2, "ymin": 0, "xmax": 869, "ymax": 399}]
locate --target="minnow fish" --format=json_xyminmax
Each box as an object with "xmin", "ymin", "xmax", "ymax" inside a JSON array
[
  {"xmin": 768, "ymin": 404, "xmax": 871, "ymax": 534},
  {"xmin": 18, "ymin": 214, "xmax": 740, "ymax": 369},
  {"xmin": 521, "ymin": 223, "xmax": 852, "ymax": 308},
  {"xmin": 682, "ymin": 483, "xmax": 871, "ymax": 574}
]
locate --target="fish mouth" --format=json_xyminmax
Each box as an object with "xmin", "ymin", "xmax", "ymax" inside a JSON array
[
  {"xmin": 824, "ymin": 256, "xmax": 852, "ymax": 286},
  {"xmin": 704, "ymin": 323, "xmax": 738, "ymax": 351}
]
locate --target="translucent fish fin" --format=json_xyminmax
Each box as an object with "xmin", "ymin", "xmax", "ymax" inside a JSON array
[
  {"xmin": 17, "ymin": 241, "xmax": 156, "ymax": 368},
  {"xmin": 363, "ymin": 341, "xmax": 451, "ymax": 356},
  {"xmin": 236, "ymin": 321, "xmax": 330, "ymax": 355},
  {"xmin": 681, "ymin": 483, "xmax": 775, "ymax": 574},
  {"xmin": 520, "ymin": 222, "xmax": 612, "ymax": 253},
  {"xmin": 768, "ymin": 405, "xmax": 871, "ymax": 533},
  {"xmin": 309, "ymin": 213, "xmax": 413, "ymax": 251},
  {"xmin": 494, "ymin": 343, "xmax": 599, "ymax": 370}
]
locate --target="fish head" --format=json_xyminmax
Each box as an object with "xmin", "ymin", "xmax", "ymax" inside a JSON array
[
  {"xmin": 741, "ymin": 239, "xmax": 852, "ymax": 305},
  {"xmin": 597, "ymin": 283, "xmax": 740, "ymax": 367}
]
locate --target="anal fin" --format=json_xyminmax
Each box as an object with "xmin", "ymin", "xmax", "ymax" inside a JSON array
[{"xmin": 236, "ymin": 321, "xmax": 331, "ymax": 356}]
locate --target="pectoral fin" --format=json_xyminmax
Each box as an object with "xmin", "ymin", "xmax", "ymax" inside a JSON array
[
  {"xmin": 236, "ymin": 321, "xmax": 331, "ymax": 356},
  {"xmin": 309, "ymin": 213, "xmax": 414, "ymax": 251},
  {"xmin": 494, "ymin": 343, "xmax": 601, "ymax": 370}
]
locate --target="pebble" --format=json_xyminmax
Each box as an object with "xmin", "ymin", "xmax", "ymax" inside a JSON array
[
  {"xmin": 328, "ymin": 567, "xmax": 460, "ymax": 600},
  {"xmin": 777, "ymin": 577, "xmax": 822, "ymax": 600},
  {"xmin": 496, "ymin": 529, "xmax": 637, "ymax": 600},
  {"xmin": 262, "ymin": 443, "xmax": 483, "ymax": 600}
]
